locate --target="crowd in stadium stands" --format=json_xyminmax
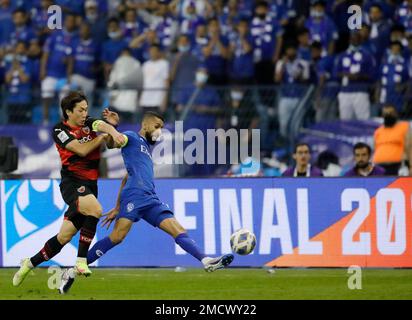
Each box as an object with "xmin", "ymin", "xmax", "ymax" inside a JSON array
[{"xmin": 1, "ymin": 1, "xmax": 412, "ymax": 151}]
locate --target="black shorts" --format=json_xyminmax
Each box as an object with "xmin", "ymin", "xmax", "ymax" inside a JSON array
[{"xmin": 60, "ymin": 176, "xmax": 98, "ymax": 230}]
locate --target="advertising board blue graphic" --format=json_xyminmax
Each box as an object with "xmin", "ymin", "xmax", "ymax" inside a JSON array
[{"xmin": 2, "ymin": 177, "xmax": 406, "ymax": 267}]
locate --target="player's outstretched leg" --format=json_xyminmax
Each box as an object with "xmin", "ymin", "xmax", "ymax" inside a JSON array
[
  {"xmin": 159, "ymin": 217, "xmax": 234, "ymax": 272},
  {"xmin": 13, "ymin": 235, "xmax": 65, "ymax": 286},
  {"xmin": 13, "ymin": 220, "xmax": 76, "ymax": 287},
  {"xmin": 59, "ymin": 218, "xmax": 131, "ymax": 294}
]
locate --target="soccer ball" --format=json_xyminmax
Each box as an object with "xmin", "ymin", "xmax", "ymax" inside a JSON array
[{"xmin": 230, "ymin": 228, "xmax": 256, "ymax": 255}]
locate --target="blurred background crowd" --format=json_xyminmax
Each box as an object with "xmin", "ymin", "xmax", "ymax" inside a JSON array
[{"xmin": 1, "ymin": 0, "xmax": 412, "ymax": 178}]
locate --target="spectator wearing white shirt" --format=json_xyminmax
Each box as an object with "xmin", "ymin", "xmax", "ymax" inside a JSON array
[
  {"xmin": 139, "ymin": 44, "xmax": 170, "ymax": 115},
  {"xmin": 108, "ymin": 48, "xmax": 143, "ymax": 123}
]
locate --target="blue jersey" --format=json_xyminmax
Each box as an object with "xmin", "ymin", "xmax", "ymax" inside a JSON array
[
  {"xmin": 72, "ymin": 38, "xmax": 99, "ymax": 79},
  {"xmin": 305, "ymin": 16, "xmax": 338, "ymax": 52},
  {"xmin": 44, "ymin": 30, "xmax": 77, "ymax": 78},
  {"xmin": 3, "ymin": 56, "xmax": 33, "ymax": 104},
  {"xmin": 0, "ymin": 6, "xmax": 14, "ymax": 46},
  {"xmin": 121, "ymin": 131, "xmax": 156, "ymax": 202},
  {"xmin": 251, "ymin": 15, "xmax": 283, "ymax": 62},
  {"xmin": 230, "ymin": 33, "xmax": 254, "ymax": 79},
  {"xmin": 396, "ymin": 2, "xmax": 412, "ymax": 34},
  {"xmin": 101, "ymin": 38, "xmax": 128, "ymax": 65},
  {"xmin": 334, "ymin": 47, "xmax": 375, "ymax": 93},
  {"xmin": 8, "ymin": 25, "xmax": 36, "ymax": 48},
  {"xmin": 153, "ymin": 15, "xmax": 176, "ymax": 48}
]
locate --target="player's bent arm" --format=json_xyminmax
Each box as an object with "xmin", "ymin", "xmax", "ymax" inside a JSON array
[
  {"xmin": 65, "ymin": 134, "xmax": 107, "ymax": 157},
  {"xmin": 92, "ymin": 120, "xmax": 126, "ymax": 147}
]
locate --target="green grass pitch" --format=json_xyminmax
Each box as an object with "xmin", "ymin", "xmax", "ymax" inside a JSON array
[{"xmin": 1, "ymin": 268, "xmax": 412, "ymax": 300}]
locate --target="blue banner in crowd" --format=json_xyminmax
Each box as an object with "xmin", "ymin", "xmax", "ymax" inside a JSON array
[
  {"xmin": 4, "ymin": 176, "xmax": 411, "ymax": 268},
  {"xmin": 298, "ymin": 120, "xmax": 381, "ymax": 168}
]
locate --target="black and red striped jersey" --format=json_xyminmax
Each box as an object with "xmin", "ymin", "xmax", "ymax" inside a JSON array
[{"xmin": 52, "ymin": 117, "xmax": 100, "ymax": 181}]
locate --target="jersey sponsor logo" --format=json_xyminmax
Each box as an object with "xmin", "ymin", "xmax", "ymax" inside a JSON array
[
  {"xmin": 57, "ymin": 131, "xmax": 70, "ymax": 144},
  {"xmin": 141, "ymin": 145, "xmax": 151, "ymax": 158},
  {"xmin": 78, "ymin": 135, "xmax": 92, "ymax": 144},
  {"xmin": 82, "ymin": 127, "xmax": 90, "ymax": 135},
  {"xmin": 127, "ymin": 202, "xmax": 135, "ymax": 213},
  {"xmin": 77, "ymin": 186, "xmax": 85, "ymax": 193}
]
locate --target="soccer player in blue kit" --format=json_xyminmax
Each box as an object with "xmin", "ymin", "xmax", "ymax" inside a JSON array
[{"xmin": 59, "ymin": 111, "xmax": 234, "ymax": 294}]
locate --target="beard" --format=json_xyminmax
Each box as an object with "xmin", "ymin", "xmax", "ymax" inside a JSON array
[
  {"xmin": 145, "ymin": 132, "xmax": 156, "ymax": 145},
  {"xmin": 355, "ymin": 162, "xmax": 369, "ymax": 169}
]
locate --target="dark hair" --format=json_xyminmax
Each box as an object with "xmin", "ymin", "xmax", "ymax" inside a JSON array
[
  {"xmin": 142, "ymin": 111, "xmax": 165, "ymax": 123},
  {"xmin": 316, "ymin": 150, "xmax": 339, "ymax": 170},
  {"xmin": 297, "ymin": 27, "xmax": 310, "ymax": 37},
  {"xmin": 108, "ymin": 17, "xmax": 120, "ymax": 25},
  {"xmin": 369, "ymin": 3, "xmax": 383, "ymax": 12},
  {"xmin": 149, "ymin": 43, "xmax": 162, "ymax": 50},
  {"xmin": 15, "ymin": 40, "xmax": 28, "ymax": 48},
  {"xmin": 311, "ymin": 0, "xmax": 326, "ymax": 7},
  {"xmin": 255, "ymin": 1, "xmax": 269, "ymax": 9},
  {"xmin": 311, "ymin": 41, "xmax": 323, "ymax": 50},
  {"xmin": 390, "ymin": 40, "xmax": 403, "ymax": 48},
  {"xmin": 13, "ymin": 8, "xmax": 27, "ymax": 15},
  {"xmin": 294, "ymin": 143, "xmax": 311, "ymax": 153},
  {"xmin": 382, "ymin": 103, "xmax": 396, "ymax": 110},
  {"xmin": 60, "ymin": 91, "xmax": 88, "ymax": 120},
  {"xmin": 391, "ymin": 24, "xmax": 406, "ymax": 33},
  {"xmin": 353, "ymin": 142, "xmax": 372, "ymax": 155}
]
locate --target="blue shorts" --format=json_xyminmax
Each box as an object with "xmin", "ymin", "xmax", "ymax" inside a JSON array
[{"xmin": 117, "ymin": 198, "xmax": 174, "ymax": 227}]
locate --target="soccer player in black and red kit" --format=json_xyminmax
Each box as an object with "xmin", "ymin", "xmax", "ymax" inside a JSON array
[{"xmin": 13, "ymin": 91, "xmax": 125, "ymax": 286}]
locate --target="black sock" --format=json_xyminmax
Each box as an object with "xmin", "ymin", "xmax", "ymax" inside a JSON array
[
  {"xmin": 30, "ymin": 235, "xmax": 64, "ymax": 267},
  {"xmin": 78, "ymin": 216, "xmax": 99, "ymax": 258}
]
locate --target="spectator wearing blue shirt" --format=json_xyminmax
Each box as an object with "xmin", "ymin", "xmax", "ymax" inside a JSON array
[
  {"xmin": 69, "ymin": 23, "xmax": 99, "ymax": 108},
  {"xmin": 335, "ymin": 31, "xmax": 375, "ymax": 120},
  {"xmin": 275, "ymin": 44, "xmax": 310, "ymax": 138},
  {"xmin": 201, "ymin": 18, "xmax": 229, "ymax": 85},
  {"xmin": 3, "ymin": 41, "xmax": 33, "ymax": 123},
  {"xmin": 297, "ymin": 27, "xmax": 312, "ymax": 62},
  {"xmin": 169, "ymin": 34, "xmax": 200, "ymax": 109},
  {"xmin": 152, "ymin": 2, "xmax": 177, "ymax": 49},
  {"xmin": 178, "ymin": 2, "xmax": 206, "ymax": 40},
  {"xmin": 218, "ymin": 0, "xmax": 242, "ymax": 38},
  {"xmin": 385, "ymin": 24, "xmax": 411, "ymax": 60},
  {"xmin": 55, "ymin": 0, "xmax": 85, "ymax": 15},
  {"xmin": 102, "ymin": 17, "xmax": 128, "ymax": 81},
  {"xmin": 31, "ymin": 0, "xmax": 53, "ymax": 44},
  {"xmin": 366, "ymin": 4, "xmax": 392, "ymax": 64},
  {"xmin": 359, "ymin": 24, "xmax": 378, "ymax": 58},
  {"xmin": 84, "ymin": 0, "xmax": 107, "ymax": 44},
  {"xmin": 0, "ymin": 0, "xmax": 15, "ymax": 48},
  {"xmin": 121, "ymin": 8, "xmax": 147, "ymax": 43},
  {"xmin": 396, "ymin": 0, "xmax": 412, "ymax": 35},
  {"xmin": 310, "ymin": 41, "xmax": 339, "ymax": 122},
  {"xmin": 192, "ymin": 23, "xmax": 208, "ymax": 57},
  {"xmin": 8, "ymin": 8, "xmax": 36, "ymax": 49},
  {"xmin": 378, "ymin": 41, "xmax": 409, "ymax": 113},
  {"xmin": 251, "ymin": 1, "xmax": 283, "ymax": 85},
  {"xmin": 305, "ymin": 0, "xmax": 338, "ymax": 55},
  {"xmin": 40, "ymin": 14, "xmax": 78, "ymax": 124},
  {"xmin": 364, "ymin": 0, "xmax": 397, "ymax": 21},
  {"xmin": 176, "ymin": 68, "xmax": 222, "ymax": 176},
  {"xmin": 228, "ymin": 18, "xmax": 254, "ymax": 84},
  {"xmin": 129, "ymin": 29, "xmax": 161, "ymax": 64},
  {"xmin": 268, "ymin": 0, "xmax": 289, "ymax": 26}
]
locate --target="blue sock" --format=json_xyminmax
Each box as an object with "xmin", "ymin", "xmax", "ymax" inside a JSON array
[
  {"xmin": 175, "ymin": 233, "xmax": 206, "ymax": 261},
  {"xmin": 87, "ymin": 237, "xmax": 117, "ymax": 264}
]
